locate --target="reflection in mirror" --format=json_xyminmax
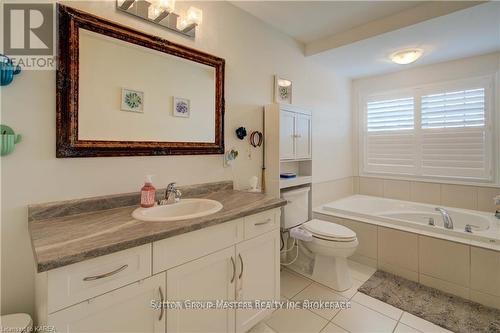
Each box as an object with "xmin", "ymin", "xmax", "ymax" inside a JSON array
[{"xmin": 78, "ymin": 29, "xmax": 216, "ymax": 143}]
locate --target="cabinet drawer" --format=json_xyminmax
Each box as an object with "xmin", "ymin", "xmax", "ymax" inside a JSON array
[
  {"xmin": 48, "ymin": 273, "xmax": 165, "ymax": 333},
  {"xmin": 47, "ymin": 244, "xmax": 151, "ymax": 314},
  {"xmin": 153, "ymin": 219, "xmax": 243, "ymax": 274},
  {"xmin": 244, "ymin": 209, "xmax": 280, "ymax": 239}
]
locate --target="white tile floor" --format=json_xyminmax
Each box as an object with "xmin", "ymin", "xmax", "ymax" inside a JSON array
[{"xmin": 249, "ymin": 260, "xmax": 454, "ymax": 333}]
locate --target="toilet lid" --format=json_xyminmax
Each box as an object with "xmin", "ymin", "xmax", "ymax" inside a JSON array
[
  {"xmin": 1, "ymin": 313, "xmax": 32, "ymax": 331},
  {"xmin": 303, "ymin": 219, "xmax": 357, "ymax": 241}
]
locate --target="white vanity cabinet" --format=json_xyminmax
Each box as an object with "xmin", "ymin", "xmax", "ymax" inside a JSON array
[
  {"xmin": 165, "ymin": 209, "xmax": 281, "ymax": 333},
  {"xmin": 235, "ymin": 231, "xmax": 280, "ymax": 333},
  {"xmin": 48, "ymin": 274, "xmax": 166, "ymax": 333},
  {"xmin": 166, "ymin": 247, "xmax": 236, "ymax": 333},
  {"xmin": 36, "ymin": 208, "xmax": 281, "ymax": 333},
  {"xmin": 278, "ymin": 107, "xmax": 311, "ymax": 160}
]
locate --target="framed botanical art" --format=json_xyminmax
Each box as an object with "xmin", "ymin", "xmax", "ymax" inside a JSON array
[
  {"xmin": 121, "ymin": 88, "xmax": 144, "ymax": 113},
  {"xmin": 173, "ymin": 97, "xmax": 191, "ymax": 118}
]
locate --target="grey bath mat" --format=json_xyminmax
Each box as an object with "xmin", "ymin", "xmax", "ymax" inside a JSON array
[{"xmin": 358, "ymin": 271, "xmax": 500, "ymax": 333}]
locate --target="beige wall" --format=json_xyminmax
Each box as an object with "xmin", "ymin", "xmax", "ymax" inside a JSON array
[
  {"xmin": 0, "ymin": 1, "xmax": 352, "ymax": 315},
  {"xmin": 350, "ymin": 53, "xmax": 500, "ymax": 211}
]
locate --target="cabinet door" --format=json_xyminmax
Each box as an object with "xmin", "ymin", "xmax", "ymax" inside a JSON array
[
  {"xmin": 295, "ymin": 113, "xmax": 312, "ymax": 159},
  {"xmin": 166, "ymin": 247, "xmax": 236, "ymax": 333},
  {"xmin": 235, "ymin": 230, "xmax": 280, "ymax": 333},
  {"xmin": 48, "ymin": 274, "xmax": 165, "ymax": 333},
  {"xmin": 280, "ymin": 111, "xmax": 296, "ymax": 160}
]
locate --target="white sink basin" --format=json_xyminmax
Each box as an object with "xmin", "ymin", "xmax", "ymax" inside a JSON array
[{"xmin": 132, "ymin": 199, "xmax": 223, "ymax": 222}]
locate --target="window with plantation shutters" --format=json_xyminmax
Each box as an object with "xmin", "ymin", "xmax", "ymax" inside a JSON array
[{"xmin": 360, "ymin": 76, "xmax": 495, "ymax": 183}]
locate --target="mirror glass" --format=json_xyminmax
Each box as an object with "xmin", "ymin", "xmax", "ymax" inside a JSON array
[{"xmin": 78, "ymin": 29, "xmax": 216, "ymax": 143}]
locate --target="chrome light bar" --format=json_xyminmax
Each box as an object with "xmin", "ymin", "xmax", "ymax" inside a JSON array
[{"xmin": 116, "ymin": 0, "xmax": 199, "ymax": 38}]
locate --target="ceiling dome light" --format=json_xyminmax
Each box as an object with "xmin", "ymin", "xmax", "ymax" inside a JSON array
[{"xmin": 390, "ymin": 49, "xmax": 423, "ymax": 65}]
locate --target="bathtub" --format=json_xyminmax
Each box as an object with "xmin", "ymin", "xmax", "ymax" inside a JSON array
[{"xmin": 314, "ymin": 195, "xmax": 500, "ymax": 251}]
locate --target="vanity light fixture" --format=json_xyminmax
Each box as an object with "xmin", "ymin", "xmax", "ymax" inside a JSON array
[
  {"xmin": 390, "ymin": 49, "xmax": 423, "ymax": 65},
  {"xmin": 116, "ymin": 0, "xmax": 202, "ymax": 38}
]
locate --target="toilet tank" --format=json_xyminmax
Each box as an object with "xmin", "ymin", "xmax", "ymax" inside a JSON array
[{"xmin": 281, "ymin": 187, "xmax": 310, "ymax": 229}]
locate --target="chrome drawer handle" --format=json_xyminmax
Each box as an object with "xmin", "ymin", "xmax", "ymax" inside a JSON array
[
  {"xmin": 158, "ymin": 286, "xmax": 164, "ymax": 321},
  {"xmin": 82, "ymin": 264, "xmax": 128, "ymax": 281},
  {"xmin": 238, "ymin": 254, "xmax": 244, "ymax": 279},
  {"xmin": 255, "ymin": 218, "xmax": 272, "ymax": 226},
  {"xmin": 230, "ymin": 256, "xmax": 236, "ymax": 283}
]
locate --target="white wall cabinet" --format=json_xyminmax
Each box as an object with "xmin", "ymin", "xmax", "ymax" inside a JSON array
[
  {"xmin": 279, "ymin": 109, "xmax": 311, "ymax": 160},
  {"xmin": 294, "ymin": 113, "xmax": 312, "ymax": 159},
  {"xmin": 37, "ymin": 209, "xmax": 281, "ymax": 333},
  {"xmin": 265, "ymin": 103, "xmax": 313, "ymax": 197},
  {"xmin": 48, "ymin": 273, "xmax": 165, "ymax": 333},
  {"xmin": 280, "ymin": 111, "xmax": 296, "ymax": 160}
]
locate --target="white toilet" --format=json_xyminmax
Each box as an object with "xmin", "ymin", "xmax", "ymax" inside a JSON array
[
  {"xmin": 281, "ymin": 188, "xmax": 358, "ymax": 291},
  {"xmin": 1, "ymin": 313, "xmax": 33, "ymax": 333}
]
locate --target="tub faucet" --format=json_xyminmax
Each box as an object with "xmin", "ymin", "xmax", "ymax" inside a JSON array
[
  {"xmin": 435, "ymin": 207, "xmax": 454, "ymax": 229},
  {"xmin": 159, "ymin": 182, "xmax": 182, "ymax": 205}
]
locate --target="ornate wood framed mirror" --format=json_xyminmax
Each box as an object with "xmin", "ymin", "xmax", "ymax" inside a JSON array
[{"xmin": 57, "ymin": 5, "xmax": 225, "ymax": 157}]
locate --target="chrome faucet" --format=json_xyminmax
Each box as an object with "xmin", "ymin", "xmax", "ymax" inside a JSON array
[
  {"xmin": 435, "ymin": 207, "xmax": 454, "ymax": 229},
  {"xmin": 159, "ymin": 182, "xmax": 182, "ymax": 205}
]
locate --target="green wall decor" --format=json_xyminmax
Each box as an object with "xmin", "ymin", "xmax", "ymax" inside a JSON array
[{"xmin": 1, "ymin": 125, "xmax": 22, "ymax": 156}]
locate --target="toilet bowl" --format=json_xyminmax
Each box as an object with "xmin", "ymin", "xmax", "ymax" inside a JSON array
[
  {"xmin": 281, "ymin": 188, "xmax": 358, "ymax": 291},
  {"xmin": 298, "ymin": 219, "xmax": 358, "ymax": 291}
]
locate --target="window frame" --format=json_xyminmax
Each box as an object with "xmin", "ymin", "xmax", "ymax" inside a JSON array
[{"xmin": 358, "ymin": 75, "xmax": 497, "ymax": 186}]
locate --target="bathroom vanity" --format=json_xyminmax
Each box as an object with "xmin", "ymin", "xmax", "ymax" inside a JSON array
[{"xmin": 29, "ymin": 182, "xmax": 285, "ymax": 333}]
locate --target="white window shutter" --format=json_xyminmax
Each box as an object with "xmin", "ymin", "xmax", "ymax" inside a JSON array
[
  {"xmin": 364, "ymin": 97, "xmax": 416, "ymax": 175},
  {"xmin": 420, "ymin": 88, "xmax": 489, "ymax": 180}
]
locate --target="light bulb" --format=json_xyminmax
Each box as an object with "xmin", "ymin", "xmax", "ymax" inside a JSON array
[
  {"xmin": 158, "ymin": 0, "xmax": 175, "ymax": 13},
  {"xmin": 186, "ymin": 6, "xmax": 202, "ymax": 25},
  {"xmin": 148, "ymin": 4, "xmax": 162, "ymax": 20},
  {"xmin": 390, "ymin": 49, "xmax": 423, "ymax": 65},
  {"xmin": 177, "ymin": 16, "xmax": 189, "ymax": 30}
]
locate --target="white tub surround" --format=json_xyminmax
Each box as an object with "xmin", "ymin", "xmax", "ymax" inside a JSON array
[
  {"xmin": 315, "ymin": 195, "xmax": 500, "ymax": 251},
  {"xmin": 313, "ymin": 195, "xmax": 500, "ymax": 310}
]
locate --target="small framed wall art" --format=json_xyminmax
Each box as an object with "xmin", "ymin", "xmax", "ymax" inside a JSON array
[
  {"xmin": 121, "ymin": 88, "xmax": 144, "ymax": 113},
  {"xmin": 173, "ymin": 97, "xmax": 191, "ymax": 118},
  {"xmin": 274, "ymin": 75, "xmax": 292, "ymax": 104}
]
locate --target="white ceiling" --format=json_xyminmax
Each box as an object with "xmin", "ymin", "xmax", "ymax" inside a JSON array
[
  {"xmin": 231, "ymin": 1, "xmax": 423, "ymax": 44},
  {"xmin": 311, "ymin": 2, "xmax": 500, "ymax": 78}
]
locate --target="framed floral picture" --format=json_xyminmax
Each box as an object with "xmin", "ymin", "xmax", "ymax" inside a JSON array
[
  {"xmin": 274, "ymin": 75, "xmax": 292, "ymax": 104},
  {"xmin": 173, "ymin": 97, "xmax": 190, "ymax": 118},
  {"xmin": 121, "ymin": 88, "xmax": 144, "ymax": 113}
]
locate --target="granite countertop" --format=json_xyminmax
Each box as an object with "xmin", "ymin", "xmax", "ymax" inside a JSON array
[{"xmin": 29, "ymin": 183, "xmax": 286, "ymax": 273}]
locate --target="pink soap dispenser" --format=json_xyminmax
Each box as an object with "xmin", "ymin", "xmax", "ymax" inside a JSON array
[{"xmin": 140, "ymin": 175, "xmax": 156, "ymax": 208}]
